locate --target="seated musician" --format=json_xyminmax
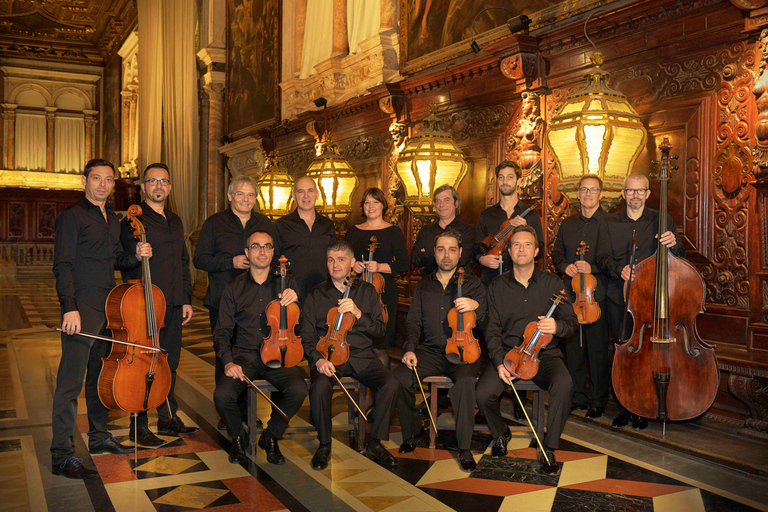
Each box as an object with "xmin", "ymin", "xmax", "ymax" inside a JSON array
[
  {"xmin": 476, "ymin": 226, "xmax": 577, "ymax": 474},
  {"xmin": 301, "ymin": 241, "xmax": 402, "ymax": 470},
  {"xmin": 394, "ymin": 228, "xmax": 486, "ymax": 472},
  {"xmin": 213, "ymin": 231, "xmax": 307, "ymax": 465}
]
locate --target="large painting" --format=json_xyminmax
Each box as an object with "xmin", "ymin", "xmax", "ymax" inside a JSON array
[
  {"xmin": 227, "ymin": 0, "xmax": 280, "ymax": 136},
  {"xmin": 400, "ymin": 0, "xmax": 609, "ymax": 74}
]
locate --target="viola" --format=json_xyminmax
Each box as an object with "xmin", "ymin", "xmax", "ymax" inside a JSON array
[
  {"xmin": 363, "ymin": 236, "xmax": 388, "ymax": 323},
  {"xmin": 612, "ymin": 139, "xmax": 719, "ymax": 425},
  {"xmin": 479, "ymin": 203, "xmax": 537, "ymax": 258},
  {"xmin": 316, "ymin": 273, "xmax": 357, "ymax": 366},
  {"xmin": 445, "ymin": 268, "xmax": 481, "ymax": 364},
  {"xmin": 571, "ymin": 241, "xmax": 601, "ymax": 324},
  {"xmin": 261, "ymin": 256, "xmax": 303, "ymax": 368},
  {"xmin": 503, "ymin": 292, "xmax": 567, "ymax": 380},
  {"xmin": 98, "ymin": 205, "xmax": 172, "ymax": 413}
]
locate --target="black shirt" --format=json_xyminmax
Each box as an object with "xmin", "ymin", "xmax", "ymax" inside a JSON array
[
  {"xmin": 120, "ymin": 201, "xmax": 192, "ymax": 307},
  {"xmin": 345, "ymin": 225, "xmax": 409, "ymax": 277},
  {"xmin": 301, "ymin": 279, "xmax": 385, "ymax": 372},
  {"xmin": 550, "ymin": 208, "xmax": 608, "ymax": 303},
  {"xmin": 404, "ymin": 270, "xmax": 487, "ymax": 354},
  {"xmin": 410, "ymin": 217, "xmax": 476, "ymax": 277},
  {"xmin": 475, "ymin": 201, "xmax": 545, "ymax": 285},
  {"xmin": 53, "ymin": 195, "xmax": 139, "ymax": 313},
  {"xmin": 486, "ymin": 267, "xmax": 578, "ymax": 368},
  {"xmin": 192, "ymin": 209, "xmax": 275, "ymax": 310},
  {"xmin": 214, "ymin": 271, "xmax": 298, "ymax": 367},
  {"xmin": 275, "ymin": 209, "xmax": 337, "ymax": 301},
  {"xmin": 595, "ymin": 207, "xmax": 686, "ymax": 304}
]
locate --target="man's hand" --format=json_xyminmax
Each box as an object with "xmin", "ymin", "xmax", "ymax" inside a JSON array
[
  {"xmin": 353, "ymin": 261, "xmax": 366, "ymax": 274},
  {"xmin": 363, "ymin": 260, "xmax": 380, "ymax": 273},
  {"xmin": 658, "ymin": 230, "xmax": 677, "ymax": 249},
  {"xmin": 509, "ymin": 216, "xmax": 528, "ymax": 228},
  {"xmin": 62, "ymin": 311, "xmax": 81, "ymax": 335},
  {"xmin": 233, "ymin": 255, "xmax": 249, "ymax": 269},
  {"xmin": 454, "ymin": 297, "xmax": 479, "ymax": 313},
  {"xmin": 224, "ymin": 362, "xmax": 245, "ymax": 381},
  {"xmin": 338, "ymin": 298, "xmax": 362, "ymax": 319},
  {"xmin": 182, "ymin": 304, "xmax": 193, "ymax": 325},
  {"xmin": 279, "ymin": 288, "xmax": 298, "ymax": 306},
  {"xmin": 316, "ymin": 358, "xmax": 336, "ymax": 377},
  {"xmin": 564, "ymin": 263, "xmax": 579, "ymax": 277},
  {"xmin": 479, "ymin": 254, "xmax": 501, "ymax": 269},
  {"xmin": 136, "ymin": 242, "xmax": 152, "ymax": 261},
  {"xmin": 497, "ymin": 363, "xmax": 519, "ymax": 384},
  {"xmin": 537, "ymin": 316, "xmax": 557, "ymax": 335},
  {"xmin": 402, "ymin": 351, "xmax": 418, "ymax": 369},
  {"xmin": 574, "ymin": 260, "xmax": 591, "ymax": 274},
  {"xmin": 621, "ymin": 264, "xmax": 636, "ymax": 281}
]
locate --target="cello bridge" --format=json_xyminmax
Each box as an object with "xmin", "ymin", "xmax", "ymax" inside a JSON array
[{"xmin": 650, "ymin": 337, "xmax": 675, "ymax": 344}]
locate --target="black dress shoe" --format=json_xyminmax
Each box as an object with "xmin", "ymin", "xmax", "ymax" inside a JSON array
[
  {"xmin": 458, "ymin": 450, "xmax": 476, "ymax": 472},
  {"xmin": 632, "ymin": 415, "xmax": 648, "ymax": 430},
  {"xmin": 217, "ymin": 419, "xmax": 227, "ymax": 431},
  {"xmin": 491, "ymin": 429, "xmax": 512, "ymax": 457},
  {"xmin": 90, "ymin": 436, "xmax": 137, "ymax": 454},
  {"xmin": 571, "ymin": 403, "xmax": 588, "ymax": 412},
  {"xmin": 586, "ymin": 406, "xmax": 604, "ymax": 419},
  {"xmin": 258, "ymin": 434, "xmax": 285, "ymax": 465},
  {"xmin": 157, "ymin": 416, "xmax": 199, "ymax": 436},
  {"xmin": 365, "ymin": 443, "xmax": 397, "ymax": 468},
  {"xmin": 540, "ymin": 449, "xmax": 560, "ymax": 475},
  {"xmin": 53, "ymin": 457, "xmax": 99, "ymax": 479},
  {"xmin": 612, "ymin": 411, "xmax": 631, "ymax": 428},
  {"xmin": 398, "ymin": 427, "xmax": 427, "ymax": 454},
  {"xmin": 229, "ymin": 436, "xmax": 247, "ymax": 464},
  {"xmin": 129, "ymin": 427, "xmax": 166, "ymax": 448},
  {"xmin": 311, "ymin": 444, "xmax": 331, "ymax": 470}
]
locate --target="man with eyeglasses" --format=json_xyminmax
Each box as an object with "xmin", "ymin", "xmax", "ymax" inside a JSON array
[
  {"xmin": 119, "ymin": 163, "xmax": 198, "ymax": 447},
  {"xmin": 213, "ymin": 231, "xmax": 306, "ymax": 465},
  {"xmin": 551, "ymin": 175, "xmax": 610, "ymax": 419},
  {"xmin": 595, "ymin": 172, "xmax": 686, "ymax": 430}
]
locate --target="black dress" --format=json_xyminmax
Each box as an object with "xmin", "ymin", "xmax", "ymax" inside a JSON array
[{"xmin": 345, "ymin": 224, "xmax": 409, "ymax": 349}]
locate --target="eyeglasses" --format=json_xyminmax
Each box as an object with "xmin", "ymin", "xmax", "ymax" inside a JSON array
[
  {"xmin": 579, "ymin": 187, "xmax": 601, "ymax": 195},
  {"xmin": 145, "ymin": 178, "xmax": 170, "ymax": 186},
  {"xmin": 248, "ymin": 243, "xmax": 274, "ymax": 252},
  {"xmin": 625, "ymin": 188, "xmax": 649, "ymax": 196},
  {"xmin": 234, "ymin": 191, "xmax": 257, "ymax": 200}
]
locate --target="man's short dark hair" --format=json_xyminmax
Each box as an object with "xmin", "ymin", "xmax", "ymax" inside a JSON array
[
  {"xmin": 433, "ymin": 184, "xmax": 461, "ymax": 215},
  {"xmin": 246, "ymin": 230, "xmax": 273, "ymax": 249},
  {"xmin": 84, "ymin": 159, "xmax": 116, "ymax": 178},
  {"xmin": 494, "ymin": 160, "xmax": 521, "ymax": 180},
  {"xmin": 435, "ymin": 228, "xmax": 463, "ymax": 248},
  {"xmin": 508, "ymin": 225, "xmax": 538, "ymax": 250},
  {"xmin": 327, "ymin": 240, "xmax": 354, "ymax": 258},
  {"xmin": 578, "ymin": 174, "xmax": 603, "ymax": 190},
  {"xmin": 144, "ymin": 163, "xmax": 170, "ymax": 181}
]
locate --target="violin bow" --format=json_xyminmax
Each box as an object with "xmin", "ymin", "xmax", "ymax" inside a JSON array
[
  {"xmin": 45, "ymin": 324, "xmax": 166, "ymax": 353},
  {"xmin": 331, "ymin": 372, "xmax": 368, "ymax": 423},
  {"xmin": 505, "ymin": 376, "xmax": 551, "ymax": 466},
  {"xmin": 618, "ymin": 230, "xmax": 637, "ymax": 344},
  {"xmin": 412, "ymin": 366, "xmax": 438, "ymax": 435},
  {"xmin": 241, "ymin": 375, "xmax": 290, "ymax": 421}
]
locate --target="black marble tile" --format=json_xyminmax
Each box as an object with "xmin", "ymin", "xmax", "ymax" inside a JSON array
[
  {"xmin": 391, "ymin": 456, "xmax": 433, "ymax": 485},
  {"xmin": 700, "ymin": 488, "xmax": 762, "ymax": 512},
  {"xmin": 0, "ymin": 410, "xmax": 17, "ymax": 419},
  {"xmin": 471, "ymin": 454, "xmax": 561, "ymax": 486},
  {"xmin": 128, "ymin": 452, "xmax": 209, "ymax": 480},
  {"xmin": 552, "ymin": 487, "xmax": 653, "ymax": 512},
  {"xmin": 0, "ymin": 439, "xmax": 22, "ymax": 452},
  {"xmin": 420, "ymin": 487, "xmax": 504, "ymax": 512},
  {"xmin": 145, "ymin": 480, "xmax": 239, "ymax": 512}
]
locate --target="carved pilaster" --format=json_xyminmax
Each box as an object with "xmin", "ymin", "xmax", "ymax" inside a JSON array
[
  {"xmin": 295, "ymin": 0, "xmax": 307, "ymax": 75},
  {"xmin": 45, "ymin": 107, "xmax": 56, "ymax": 173},
  {"xmin": 753, "ymin": 29, "xmax": 768, "ymax": 183},
  {"xmin": 204, "ymin": 81, "xmax": 226, "ymax": 216},
  {"xmin": 332, "ymin": 0, "xmax": 348, "ymax": 57},
  {"xmin": 729, "ymin": 374, "xmax": 768, "ymax": 435},
  {"xmin": 505, "ymin": 91, "xmax": 545, "ymax": 200},
  {"xmin": 84, "ymin": 110, "xmax": 98, "ymax": 163},
  {"xmin": 1, "ymin": 103, "xmax": 17, "ymax": 169}
]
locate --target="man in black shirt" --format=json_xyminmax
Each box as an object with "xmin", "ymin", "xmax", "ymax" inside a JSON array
[
  {"xmin": 476, "ymin": 226, "xmax": 577, "ymax": 474},
  {"xmin": 595, "ymin": 172, "xmax": 685, "ymax": 429},
  {"xmin": 476, "ymin": 161, "xmax": 544, "ymax": 287},
  {"xmin": 301, "ymin": 241, "xmax": 400, "ymax": 471},
  {"xmin": 213, "ymin": 231, "xmax": 306, "ymax": 465},
  {"xmin": 120, "ymin": 164, "xmax": 198, "ymax": 447},
  {"xmin": 51, "ymin": 159, "xmax": 150, "ymax": 479},
  {"xmin": 275, "ymin": 177, "xmax": 336, "ymax": 302},
  {"xmin": 551, "ymin": 175, "xmax": 610, "ymax": 419},
  {"xmin": 410, "ymin": 185, "xmax": 475, "ymax": 277},
  {"xmin": 394, "ymin": 229, "xmax": 486, "ymax": 472}
]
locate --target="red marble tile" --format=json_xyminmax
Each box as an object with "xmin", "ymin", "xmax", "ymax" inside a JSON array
[
  {"xmin": 563, "ymin": 478, "xmax": 693, "ymax": 497},
  {"xmin": 92, "ymin": 454, "xmax": 138, "ymax": 484},
  {"xmin": 421, "ymin": 478, "xmax": 552, "ymax": 496},
  {"xmin": 390, "ymin": 447, "xmax": 458, "ymax": 461}
]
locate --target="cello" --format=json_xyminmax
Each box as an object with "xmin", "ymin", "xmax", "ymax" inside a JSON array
[
  {"xmin": 571, "ymin": 241, "xmax": 600, "ymax": 324},
  {"xmin": 612, "ymin": 139, "xmax": 719, "ymax": 431},
  {"xmin": 445, "ymin": 268, "xmax": 481, "ymax": 364},
  {"xmin": 363, "ymin": 236, "xmax": 388, "ymax": 323},
  {"xmin": 261, "ymin": 256, "xmax": 303, "ymax": 368},
  {"xmin": 98, "ymin": 205, "xmax": 172, "ymax": 414}
]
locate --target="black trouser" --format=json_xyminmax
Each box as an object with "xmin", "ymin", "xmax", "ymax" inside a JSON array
[
  {"xmin": 564, "ymin": 301, "xmax": 610, "ymax": 408},
  {"xmin": 476, "ymin": 351, "xmax": 572, "ymax": 450},
  {"xmin": 51, "ymin": 304, "xmax": 112, "ymax": 465},
  {"xmin": 130, "ymin": 305, "xmax": 183, "ymax": 429},
  {"xmin": 213, "ymin": 351, "xmax": 306, "ymax": 440},
  {"xmin": 309, "ymin": 357, "xmax": 400, "ymax": 445},
  {"xmin": 392, "ymin": 349, "xmax": 480, "ymax": 450},
  {"xmin": 605, "ymin": 297, "xmax": 634, "ymax": 415},
  {"xmin": 208, "ymin": 306, "xmax": 224, "ymax": 386}
]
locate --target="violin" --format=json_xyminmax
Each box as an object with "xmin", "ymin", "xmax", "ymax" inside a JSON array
[
  {"xmin": 316, "ymin": 273, "xmax": 357, "ymax": 366},
  {"xmin": 503, "ymin": 292, "xmax": 567, "ymax": 380},
  {"xmin": 445, "ymin": 268, "xmax": 481, "ymax": 364},
  {"xmin": 571, "ymin": 241, "xmax": 601, "ymax": 324},
  {"xmin": 261, "ymin": 256, "xmax": 303, "ymax": 368},
  {"xmin": 98, "ymin": 205, "xmax": 172, "ymax": 413},
  {"xmin": 612, "ymin": 139, "xmax": 718, "ymax": 425},
  {"xmin": 479, "ymin": 203, "xmax": 537, "ymax": 258},
  {"xmin": 363, "ymin": 236, "xmax": 388, "ymax": 323}
]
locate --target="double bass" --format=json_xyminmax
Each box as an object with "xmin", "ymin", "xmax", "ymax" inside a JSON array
[
  {"xmin": 612, "ymin": 139, "xmax": 719, "ymax": 429},
  {"xmin": 363, "ymin": 236, "xmax": 388, "ymax": 323},
  {"xmin": 571, "ymin": 241, "xmax": 601, "ymax": 324},
  {"xmin": 261, "ymin": 256, "xmax": 303, "ymax": 368},
  {"xmin": 98, "ymin": 205, "xmax": 172, "ymax": 414},
  {"xmin": 445, "ymin": 268, "xmax": 481, "ymax": 365}
]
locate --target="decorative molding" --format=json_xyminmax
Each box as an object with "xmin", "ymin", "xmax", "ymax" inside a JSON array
[
  {"xmin": 753, "ymin": 29, "xmax": 768, "ymax": 182},
  {"xmin": 505, "ymin": 92, "xmax": 545, "ymax": 198},
  {"xmin": 728, "ymin": 374, "xmax": 768, "ymax": 434},
  {"xmin": 441, "ymin": 102, "xmax": 515, "ymax": 143},
  {"xmin": 0, "ymin": 169, "xmax": 83, "ymax": 190},
  {"xmin": 219, "ymin": 136, "xmax": 263, "ymax": 177}
]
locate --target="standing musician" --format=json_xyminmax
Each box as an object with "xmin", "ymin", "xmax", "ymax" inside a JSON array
[
  {"xmin": 476, "ymin": 160, "xmax": 545, "ymax": 287},
  {"xmin": 394, "ymin": 229, "xmax": 486, "ymax": 472},
  {"xmin": 301, "ymin": 241, "xmax": 401, "ymax": 471},
  {"xmin": 213, "ymin": 231, "xmax": 306, "ymax": 465},
  {"xmin": 51, "ymin": 159, "xmax": 150, "ymax": 479},
  {"xmin": 595, "ymin": 172, "xmax": 686, "ymax": 430},
  {"xmin": 476, "ymin": 226, "xmax": 577, "ymax": 474},
  {"xmin": 551, "ymin": 175, "xmax": 610, "ymax": 418},
  {"xmin": 410, "ymin": 185, "xmax": 476, "ymax": 277},
  {"xmin": 275, "ymin": 177, "xmax": 337, "ymax": 303},
  {"xmin": 119, "ymin": 163, "xmax": 198, "ymax": 448}
]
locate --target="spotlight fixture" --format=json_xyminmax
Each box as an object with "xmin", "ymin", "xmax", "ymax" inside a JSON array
[
  {"xmin": 313, "ymin": 97, "xmax": 327, "ymax": 109},
  {"xmin": 468, "ymin": 8, "xmax": 531, "ymax": 53},
  {"xmin": 470, "ymin": 40, "xmax": 481, "ymax": 54}
]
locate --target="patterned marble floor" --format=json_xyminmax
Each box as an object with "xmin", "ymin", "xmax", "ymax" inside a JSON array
[{"xmin": 1, "ymin": 276, "xmax": 767, "ymax": 512}]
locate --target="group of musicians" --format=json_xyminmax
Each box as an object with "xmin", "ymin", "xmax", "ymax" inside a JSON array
[{"xmin": 51, "ymin": 157, "xmax": 684, "ymax": 480}]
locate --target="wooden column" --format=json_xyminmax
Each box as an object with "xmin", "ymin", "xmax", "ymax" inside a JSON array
[
  {"xmin": 45, "ymin": 107, "xmax": 56, "ymax": 172},
  {"xmin": 1, "ymin": 104, "xmax": 17, "ymax": 169}
]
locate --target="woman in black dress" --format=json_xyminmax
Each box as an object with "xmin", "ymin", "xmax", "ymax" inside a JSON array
[{"xmin": 345, "ymin": 187, "xmax": 408, "ymax": 368}]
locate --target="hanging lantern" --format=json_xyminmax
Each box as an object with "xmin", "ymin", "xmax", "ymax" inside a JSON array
[
  {"xmin": 256, "ymin": 155, "xmax": 294, "ymax": 220},
  {"xmin": 305, "ymin": 134, "xmax": 359, "ymax": 226},
  {"xmin": 546, "ymin": 52, "xmax": 647, "ymax": 205},
  {"xmin": 395, "ymin": 104, "xmax": 468, "ymax": 217}
]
